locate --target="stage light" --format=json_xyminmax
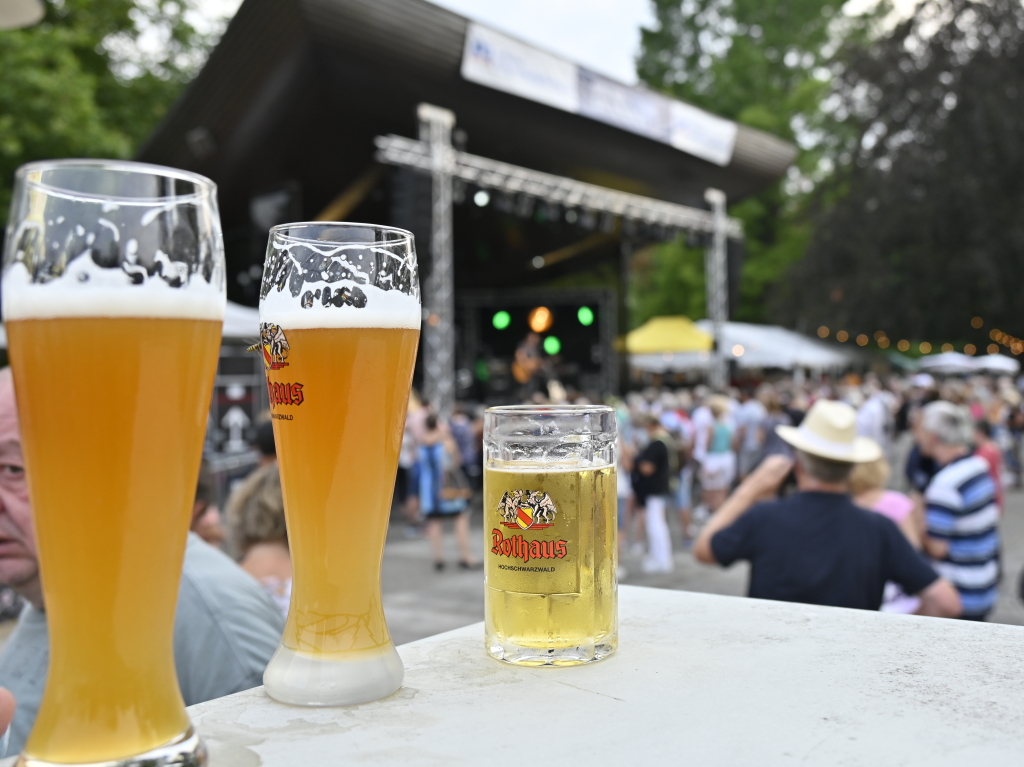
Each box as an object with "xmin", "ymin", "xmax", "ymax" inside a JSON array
[
  {"xmin": 971, "ymin": 316, "xmax": 984, "ymax": 329},
  {"xmin": 528, "ymin": 306, "xmax": 554, "ymax": 333},
  {"xmin": 856, "ymin": 335, "xmax": 869, "ymax": 346},
  {"xmin": 492, "ymin": 310, "xmax": 511, "ymax": 330},
  {"xmin": 474, "ymin": 190, "xmax": 490, "ymax": 207},
  {"xmin": 836, "ymin": 331, "xmax": 849, "ymax": 342},
  {"xmin": 543, "ymin": 336, "xmax": 561, "ymax": 355},
  {"xmin": 898, "ymin": 340, "xmax": 910, "ymax": 352},
  {"xmin": 964, "ymin": 344, "xmax": 976, "ymax": 355},
  {"xmin": 817, "ymin": 326, "xmax": 829, "ymax": 338},
  {"xmin": 578, "ymin": 306, "xmax": 595, "ymax": 326},
  {"xmin": 919, "ymin": 342, "xmax": 932, "ymax": 354}
]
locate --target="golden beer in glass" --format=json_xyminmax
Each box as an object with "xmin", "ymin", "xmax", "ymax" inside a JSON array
[
  {"xmin": 1, "ymin": 160, "xmax": 225, "ymax": 766},
  {"xmin": 259, "ymin": 223, "xmax": 419, "ymax": 706},
  {"xmin": 484, "ymin": 405, "xmax": 617, "ymax": 665}
]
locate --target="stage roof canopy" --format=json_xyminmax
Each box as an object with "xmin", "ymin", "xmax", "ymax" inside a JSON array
[{"xmin": 138, "ymin": 0, "xmax": 797, "ymax": 305}]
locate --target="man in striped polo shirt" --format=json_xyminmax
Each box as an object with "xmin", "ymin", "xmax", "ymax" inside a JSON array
[{"xmin": 919, "ymin": 401, "xmax": 1000, "ymax": 620}]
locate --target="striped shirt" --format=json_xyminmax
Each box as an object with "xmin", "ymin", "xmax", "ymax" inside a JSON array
[{"xmin": 924, "ymin": 453, "xmax": 1000, "ymax": 617}]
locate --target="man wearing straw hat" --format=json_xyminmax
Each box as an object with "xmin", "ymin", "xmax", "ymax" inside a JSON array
[{"xmin": 694, "ymin": 400, "xmax": 962, "ymax": 616}]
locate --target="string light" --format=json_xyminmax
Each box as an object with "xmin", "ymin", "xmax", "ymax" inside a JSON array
[
  {"xmin": 964, "ymin": 344, "xmax": 976, "ymax": 355},
  {"xmin": 990, "ymin": 329, "xmax": 1000, "ymax": 340},
  {"xmin": 941, "ymin": 343, "xmax": 954, "ymax": 353},
  {"xmin": 988, "ymin": 343, "xmax": 999, "ymax": 354},
  {"xmin": 836, "ymin": 330, "xmax": 849, "ymax": 342},
  {"xmin": 878, "ymin": 338, "xmax": 890, "ymax": 349},
  {"xmin": 971, "ymin": 317, "xmax": 984, "ymax": 329},
  {"xmin": 856, "ymin": 334, "xmax": 869, "ymax": 346},
  {"xmin": 873, "ymin": 330, "xmax": 886, "ymax": 341},
  {"xmin": 898, "ymin": 340, "xmax": 910, "ymax": 352},
  {"xmin": 817, "ymin": 326, "xmax": 829, "ymax": 338},
  {"xmin": 919, "ymin": 342, "xmax": 932, "ymax": 354}
]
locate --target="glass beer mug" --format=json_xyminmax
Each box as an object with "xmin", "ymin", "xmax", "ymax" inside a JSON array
[{"xmin": 484, "ymin": 405, "xmax": 617, "ymax": 666}]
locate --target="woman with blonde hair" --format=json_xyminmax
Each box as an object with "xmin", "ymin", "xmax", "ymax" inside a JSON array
[
  {"xmin": 850, "ymin": 453, "xmax": 922, "ymax": 613},
  {"xmin": 225, "ymin": 464, "xmax": 291, "ymax": 615}
]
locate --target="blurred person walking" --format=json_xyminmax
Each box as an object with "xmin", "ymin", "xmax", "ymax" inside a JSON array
[
  {"xmin": 635, "ymin": 416, "xmax": 675, "ymax": 573},
  {"xmin": 0, "ymin": 369, "xmax": 285, "ymax": 754},
  {"xmin": 693, "ymin": 400, "xmax": 961, "ymax": 616},
  {"xmin": 225, "ymin": 464, "xmax": 291, "ymax": 616},
  {"xmin": 419, "ymin": 414, "xmax": 478, "ymax": 570},
  {"xmin": 698, "ymin": 396, "xmax": 736, "ymax": 514},
  {"xmin": 734, "ymin": 387, "xmax": 767, "ymax": 480},
  {"xmin": 917, "ymin": 401, "xmax": 1001, "ymax": 620}
]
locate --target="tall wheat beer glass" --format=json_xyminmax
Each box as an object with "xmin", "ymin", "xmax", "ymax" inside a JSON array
[
  {"xmin": 1, "ymin": 160, "xmax": 225, "ymax": 765},
  {"xmin": 484, "ymin": 405, "xmax": 617, "ymax": 665},
  {"xmin": 259, "ymin": 222, "xmax": 419, "ymax": 706}
]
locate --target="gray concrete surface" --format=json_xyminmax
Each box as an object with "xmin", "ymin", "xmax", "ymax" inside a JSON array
[{"xmin": 382, "ymin": 488, "xmax": 1024, "ymax": 645}]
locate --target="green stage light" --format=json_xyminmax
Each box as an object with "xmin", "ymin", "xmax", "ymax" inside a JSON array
[
  {"xmin": 543, "ymin": 336, "xmax": 561, "ymax": 355},
  {"xmin": 578, "ymin": 306, "xmax": 594, "ymax": 326},
  {"xmin": 492, "ymin": 310, "xmax": 511, "ymax": 330}
]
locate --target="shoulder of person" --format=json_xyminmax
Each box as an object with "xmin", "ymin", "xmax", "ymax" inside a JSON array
[{"xmin": 179, "ymin": 533, "xmax": 284, "ymax": 628}]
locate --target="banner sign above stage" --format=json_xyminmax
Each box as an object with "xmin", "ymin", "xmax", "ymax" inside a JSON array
[
  {"xmin": 461, "ymin": 22, "xmax": 580, "ymax": 113},
  {"xmin": 461, "ymin": 22, "xmax": 737, "ymax": 167}
]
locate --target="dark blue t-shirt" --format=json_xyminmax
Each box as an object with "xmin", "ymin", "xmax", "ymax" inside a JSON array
[{"xmin": 710, "ymin": 491, "xmax": 938, "ymax": 610}]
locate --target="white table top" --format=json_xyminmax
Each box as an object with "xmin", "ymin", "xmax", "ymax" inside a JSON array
[{"xmin": 181, "ymin": 585, "xmax": 1024, "ymax": 766}]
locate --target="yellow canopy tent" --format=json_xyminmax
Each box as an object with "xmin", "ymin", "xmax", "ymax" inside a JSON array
[{"xmin": 624, "ymin": 316, "xmax": 713, "ymax": 354}]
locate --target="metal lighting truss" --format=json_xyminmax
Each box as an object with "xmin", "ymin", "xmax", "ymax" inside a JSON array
[{"xmin": 377, "ymin": 103, "xmax": 742, "ymax": 415}]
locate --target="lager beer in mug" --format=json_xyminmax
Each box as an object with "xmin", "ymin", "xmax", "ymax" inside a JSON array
[
  {"xmin": 484, "ymin": 405, "xmax": 617, "ymax": 665},
  {"xmin": 259, "ymin": 222, "xmax": 419, "ymax": 706},
  {"xmin": 2, "ymin": 160, "xmax": 225, "ymax": 765}
]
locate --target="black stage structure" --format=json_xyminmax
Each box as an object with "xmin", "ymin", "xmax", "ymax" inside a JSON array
[{"xmin": 138, "ymin": 0, "xmax": 796, "ymax": 407}]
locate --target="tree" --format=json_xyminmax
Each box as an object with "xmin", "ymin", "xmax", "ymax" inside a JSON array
[
  {"xmin": 779, "ymin": 0, "xmax": 1024, "ymax": 350},
  {"xmin": 632, "ymin": 0, "xmax": 881, "ymax": 328},
  {"xmin": 0, "ymin": 0, "xmax": 217, "ymax": 226}
]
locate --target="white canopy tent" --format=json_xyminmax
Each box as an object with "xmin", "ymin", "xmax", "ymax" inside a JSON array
[
  {"xmin": 917, "ymin": 352, "xmax": 978, "ymax": 374},
  {"xmin": 630, "ymin": 321, "xmax": 857, "ymax": 373},
  {"xmin": 0, "ymin": 301, "xmax": 260, "ymax": 348},
  {"xmin": 918, "ymin": 351, "xmax": 1020, "ymax": 375}
]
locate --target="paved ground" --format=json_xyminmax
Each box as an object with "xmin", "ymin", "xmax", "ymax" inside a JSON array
[{"xmin": 382, "ymin": 487, "xmax": 1024, "ymax": 645}]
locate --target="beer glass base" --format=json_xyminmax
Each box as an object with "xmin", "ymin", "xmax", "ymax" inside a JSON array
[
  {"xmin": 17, "ymin": 726, "xmax": 206, "ymax": 767},
  {"xmin": 263, "ymin": 642, "xmax": 404, "ymax": 706},
  {"xmin": 486, "ymin": 635, "xmax": 617, "ymax": 666}
]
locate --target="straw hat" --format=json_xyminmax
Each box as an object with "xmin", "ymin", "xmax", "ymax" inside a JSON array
[{"xmin": 776, "ymin": 399, "xmax": 882, "ymax": 464}]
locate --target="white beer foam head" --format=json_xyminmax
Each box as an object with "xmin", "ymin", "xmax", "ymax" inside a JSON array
[
  {"xmin": 258, "ymin": 229, "xmax": 420, "ymax": 330},
  {"xmin": 2, "ymin": 260, "xmax": 226, "ymax": 321}
]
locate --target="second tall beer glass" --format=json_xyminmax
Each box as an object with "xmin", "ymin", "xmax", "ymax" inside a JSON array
[
  {"xmin": 259, "ymin": 222, "xmax": 420, "ymax": 706},
  {"xmin": 2, "ymin": 160, "xmax": 225, "ymax": 765}
]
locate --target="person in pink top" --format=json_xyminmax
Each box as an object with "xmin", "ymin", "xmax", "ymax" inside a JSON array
[
  {"xmin": 973, "ymin": 420, "xmax": 1004, "ymax": 514},
  {"xmin": 849, "ymin": 455, "xmax": 923, "ymax": 613}
]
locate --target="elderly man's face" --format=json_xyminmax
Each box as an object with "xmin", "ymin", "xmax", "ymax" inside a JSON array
[{"xmin": 0, "ymin": 373, "xmax": 38, "ymax": 595}]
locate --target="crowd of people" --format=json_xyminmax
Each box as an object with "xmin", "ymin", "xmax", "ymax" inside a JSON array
[{"xmin": 615, "ymin": 371, "xmax": 1020, "ymax": 620}]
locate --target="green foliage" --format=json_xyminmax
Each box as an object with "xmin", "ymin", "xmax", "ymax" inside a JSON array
[
  {"xmin": 629, "ymin": 239, "xmax": 706, "ymax": 326},
  {"xmin": 779, "ymin": 0, "xmax": 1024, "ymax": 347},
  {"xmin": 0, "ymin": 0, "xmax": 215, "ymax": 225},
  {"xmin": 634, "ymin": 0, "xmax": 883, "ymax": 326}
]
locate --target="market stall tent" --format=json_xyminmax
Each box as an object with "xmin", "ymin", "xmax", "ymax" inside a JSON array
[{"xmin": 624, "ymin": 316, "xmax": 713, "ymax": 354}]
